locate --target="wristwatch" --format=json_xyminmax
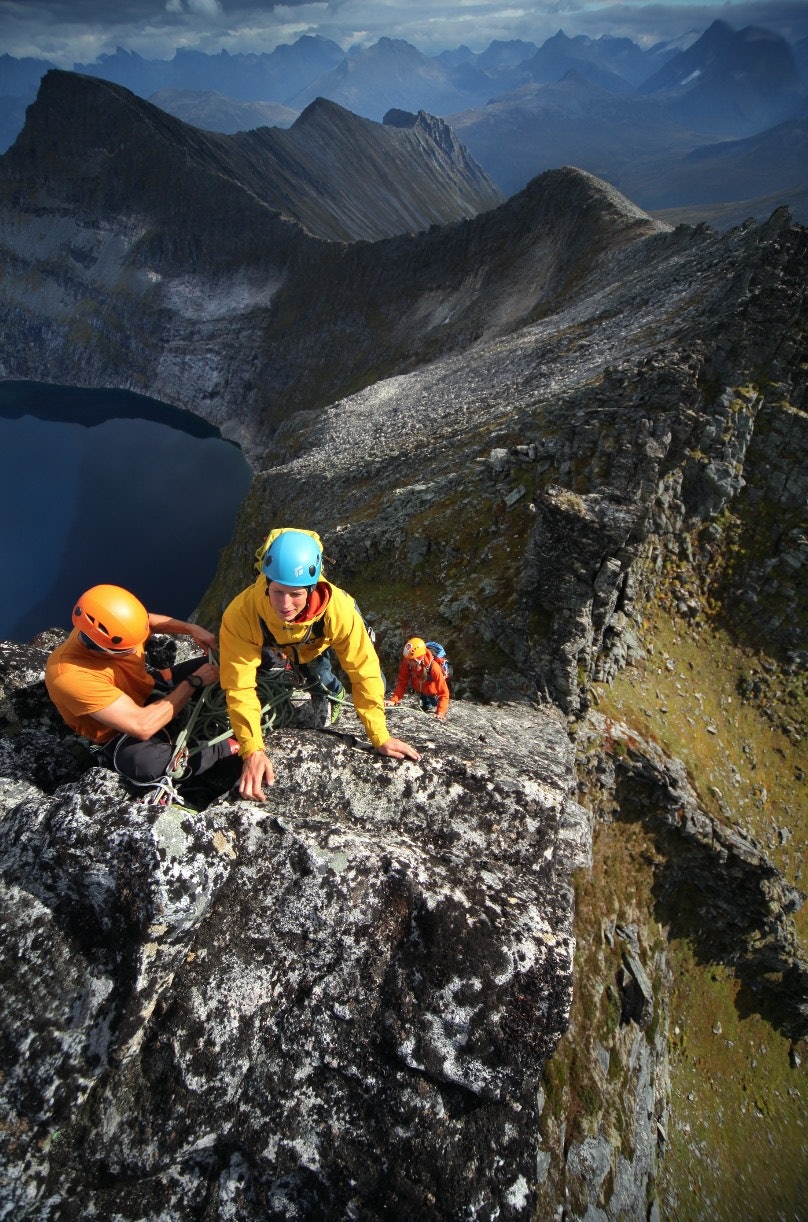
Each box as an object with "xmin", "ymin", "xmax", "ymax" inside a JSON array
[{"xmin": 186, "ymin": 674, "xmax": 204, "ymax": 691}]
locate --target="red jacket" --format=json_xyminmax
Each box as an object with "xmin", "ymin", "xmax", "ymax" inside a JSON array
[{"xmin": 390, "ymin": 651, "xmax": 450, "ymax": 717}]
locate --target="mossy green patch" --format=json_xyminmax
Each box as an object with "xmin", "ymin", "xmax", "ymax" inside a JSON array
[
  {"xmin": 662, "ymin": 941, "xmax": 807, "ymax": 1220},
  {"xmin": 595, "ymin": 612, "xmax": 808, "ymax": 943},
  {"xmin": 591, "ymin": 599, "xmax": 807, "ymax": 1216},
  {"xmin": 539, "ymin": 818, "xmax": 664, "ymax": 1184}
]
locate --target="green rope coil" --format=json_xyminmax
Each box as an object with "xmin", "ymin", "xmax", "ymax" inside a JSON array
[
  {"xmin": 142, "ymin": 663, "xmax": 348, "ymax": 805},
  {"xmin": 171, "ymin": 667, "xmax": 310, "ymax": 762}
]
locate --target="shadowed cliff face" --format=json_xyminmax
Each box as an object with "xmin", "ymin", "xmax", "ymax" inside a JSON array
[
  {"xmin": 0, "ymin": 69, "xmax": 663, "ymax": 452},
  {"xmin": 0, "ymin": 638, "xmax": 588, "ymax": 1218},
  {"xmin": 3, "ymin": 71, "xmax": 503, "ymax": 244}
]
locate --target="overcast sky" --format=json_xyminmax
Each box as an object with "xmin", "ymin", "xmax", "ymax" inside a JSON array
[{"xmin": 1, "ymin": 0, "xmax": 806, "ymax": 67}]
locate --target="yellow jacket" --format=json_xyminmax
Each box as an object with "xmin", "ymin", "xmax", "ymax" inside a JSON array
[{"xmin": 219, "ymin": 576, "xmax": 389, "ymax": 753}]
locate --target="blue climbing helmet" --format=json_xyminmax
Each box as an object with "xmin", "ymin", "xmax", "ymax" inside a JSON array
[{"xmin": 262, "ymin": 529, "xmax": 322, "ymax": 588}]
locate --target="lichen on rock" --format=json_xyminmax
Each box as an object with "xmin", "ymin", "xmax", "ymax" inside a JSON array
[{"xmin": 0, "ymin": 642, "xmax": 588, "ymax": 1218}]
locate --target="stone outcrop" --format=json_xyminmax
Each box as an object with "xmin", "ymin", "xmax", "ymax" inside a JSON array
[{"xmin": 0, "ymin": 638, "xmax": 589, "ymax": 1218}]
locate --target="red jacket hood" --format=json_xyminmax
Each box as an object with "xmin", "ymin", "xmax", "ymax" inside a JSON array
[{"xmin": 295, "ymin": 581, "xmax": 331, "ymax": 624}]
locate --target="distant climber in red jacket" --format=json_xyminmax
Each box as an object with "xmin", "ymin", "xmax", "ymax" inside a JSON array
[{"xmin": 386, "ymin": 637, "xmax": 450, "ymax": 720}]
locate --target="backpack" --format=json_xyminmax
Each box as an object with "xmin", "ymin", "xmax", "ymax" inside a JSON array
[{"xmin": 426, "ymin": 641, "xmax": 452, "ymax": 683}]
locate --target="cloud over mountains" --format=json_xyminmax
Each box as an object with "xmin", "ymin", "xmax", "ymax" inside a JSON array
[{"xmin": 2, "ymin": 0, "xmax": 808, "ymax": 67}]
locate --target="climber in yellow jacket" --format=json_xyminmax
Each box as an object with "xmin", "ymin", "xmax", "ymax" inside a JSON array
[{"xmin": 219, "ymin": 528, "xmax": 421, "ymax": 800}]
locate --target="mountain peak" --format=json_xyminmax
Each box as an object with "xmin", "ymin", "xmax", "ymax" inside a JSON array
[
  {"xmin": 293, "ymin": 94, "xmax": 349, "ymax": 125},
  {"xmin": 2, "ymin": 69, "xmax": 503, "ymax": 243}
]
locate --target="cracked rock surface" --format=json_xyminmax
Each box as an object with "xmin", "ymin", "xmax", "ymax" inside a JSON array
[{"xmin": 0, "ymin": 642, "xmax": 588, "ymax": 1219}]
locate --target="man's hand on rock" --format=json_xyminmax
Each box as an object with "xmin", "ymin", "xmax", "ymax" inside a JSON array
[
  {"xmin": 377, "ymin": 737, "xmax": 421, "ymax": 761},
  {"xmin": 239, "ymin": 749, "xmax": 275, "ymax": 800}
]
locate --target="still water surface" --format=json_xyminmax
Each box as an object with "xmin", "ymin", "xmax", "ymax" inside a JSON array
[{"xmin": 0, "ymin": 381, "xmax": 252, "ymax": 642}]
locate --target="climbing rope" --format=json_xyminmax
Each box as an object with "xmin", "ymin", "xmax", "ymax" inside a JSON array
[{"xmin": 141, "ymin": 660, "xmax": 349, "ymax": 807}]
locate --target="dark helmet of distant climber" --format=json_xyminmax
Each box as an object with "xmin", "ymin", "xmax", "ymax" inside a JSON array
[
  {"xmin": 262, "ymin": 529, "xmax": 322, "ymax": 588},
  {"xmin": 73, "ymin": 584, "xmax": 149, "ymax": 651}
]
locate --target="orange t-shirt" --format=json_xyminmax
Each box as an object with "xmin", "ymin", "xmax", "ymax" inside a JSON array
[{"xmin": 45, "ymin": 630, "xmax": 155, "ymax": 744}]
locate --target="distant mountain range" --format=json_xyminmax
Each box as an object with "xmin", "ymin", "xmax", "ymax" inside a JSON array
[
  {"xmin": 149, "ymin": 90, "xmax": 297, "ymax": 133},
  {"xmin": 1, "ymin": 19, "xmax": 806, "ymax": 226}
]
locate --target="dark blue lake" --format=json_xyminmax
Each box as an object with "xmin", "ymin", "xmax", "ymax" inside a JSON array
[{"xmin": 0, "ymin": 381, "xmax": 253, "ymax": 642}]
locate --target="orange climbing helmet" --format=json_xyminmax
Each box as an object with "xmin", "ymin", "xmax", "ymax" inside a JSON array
[
  {"xmin": 72, "ymin": 584, "xmax": 149, "ymax": 651},
  {"xmin": 403, "ymin": 637, "xmax": 428, "ymax": 661}
]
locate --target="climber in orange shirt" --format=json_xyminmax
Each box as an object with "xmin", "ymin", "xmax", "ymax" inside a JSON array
[{"xmin": 45, "ymin": 583, "xmax": 236, "ymax": 786}]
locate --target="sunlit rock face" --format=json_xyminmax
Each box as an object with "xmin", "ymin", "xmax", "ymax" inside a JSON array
[{"xmin": 0, "ymin": 639, "xmax": 589, "ymax": 1218}]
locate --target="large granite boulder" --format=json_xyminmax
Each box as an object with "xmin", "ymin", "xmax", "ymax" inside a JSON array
[{"xmin": 0, "ymin": 641, "xmax": 590, "ymax": 1218}]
